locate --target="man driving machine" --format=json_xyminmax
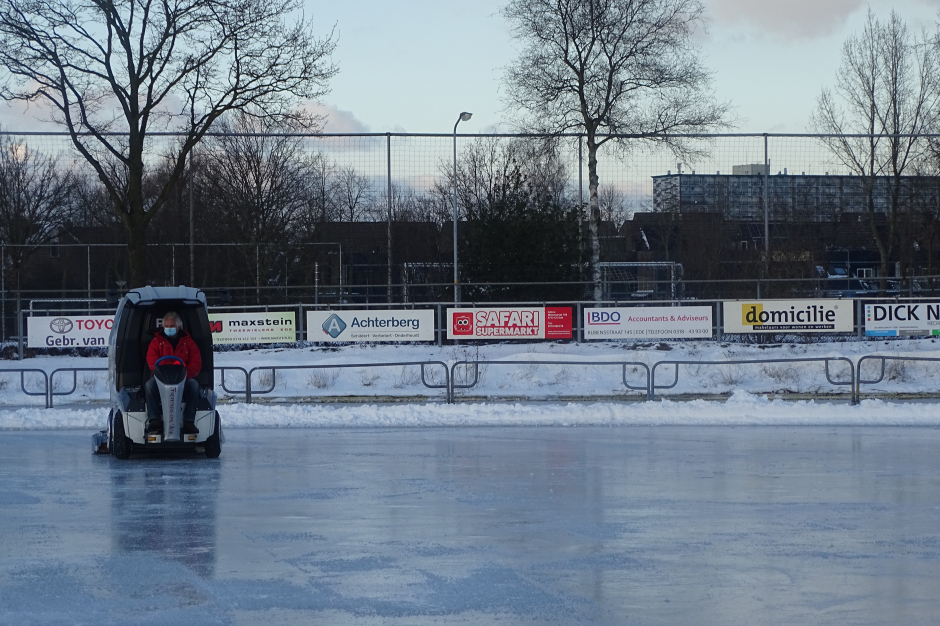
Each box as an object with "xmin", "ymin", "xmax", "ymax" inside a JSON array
[{"xmin": 145, "ymin": 311, "xmax": 202, "ymax": 434}]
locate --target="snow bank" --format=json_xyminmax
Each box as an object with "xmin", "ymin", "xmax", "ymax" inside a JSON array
[
  {"xmin": 2, "ymin": 391, "xmax": 939, "ymax": 430},
  {"xmin": 2, "ymin": 339, "xmax": 940, "ymax": 429}
]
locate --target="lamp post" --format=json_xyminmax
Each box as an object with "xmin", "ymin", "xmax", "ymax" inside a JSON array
[{"xmin": 453, "ymin": 111, "xmax": 472, "ymax": 303}]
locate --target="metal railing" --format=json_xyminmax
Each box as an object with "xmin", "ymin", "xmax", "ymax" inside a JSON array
[
  {"xmin": 218, "ymin": 366, "xmax": 250, "ymax": 400},
  {"xmin": 449, "ymin": 359, "xmax": 651, "ymax": 403},
  {"xmin": 650, "ymin": 357, "xmax": 857, "ymax": 403},
  {"xmin": 48, "ymin": 367, "xmax": 108, "ymax": 408},
  {"xmin": 0, "ymin": 368, "xmax": 51, "ymax": 407},
  {"xmin": 9, "ymin": 353, "xmax": 940, "ymax": 408},
  {"xmin": 856, "ymin": 355, "xmax": 940, "ymax": 399},
  {"xmin": 244, "ymin": 361, "xmax": 450, "ymax": 403}
]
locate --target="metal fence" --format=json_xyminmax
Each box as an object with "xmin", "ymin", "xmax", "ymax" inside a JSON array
[
  {"xmin": 3, "ymin": 131, "xmax": 940, "ymax": 321},
  {"xmin": 10, "ymin": 351, "xmax": 940, "ymax": 407}
]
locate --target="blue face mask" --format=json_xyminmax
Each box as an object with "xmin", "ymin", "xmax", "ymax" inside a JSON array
[{"xmin": 164, "ymin": 327, "xmax": 178, "ymax": 337}]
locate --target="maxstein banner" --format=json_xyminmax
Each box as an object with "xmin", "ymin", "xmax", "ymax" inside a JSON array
[
  {"xmin": 27, "ymin": 315, "xmax": 113, "ymax": 348},
  {"xmin": 208, "ymin": 312, "xmax": 296, "ymax": 344},
  {"xmin": 722, "ymin": 299, "xmax": 853, "ymax": 333},
  {"xmin": 584, "ymin": 306, "xmax": 712, "ymax": 340},
  {"xmin": 447, "ymin": 307, "xmax": 572, "ymax": 340},
  {"xmin": 865, "ymin": 302, "xmax": 940, "ymax": 336},
  {"xmin": 307, "ymin": 309, "xmax": 435, "ymax": 342}
]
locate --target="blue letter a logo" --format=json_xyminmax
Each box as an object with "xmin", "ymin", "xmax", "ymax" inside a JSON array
[{"xmin": 322, "ymin": 313, "xmax": 347, "ymax": 339}]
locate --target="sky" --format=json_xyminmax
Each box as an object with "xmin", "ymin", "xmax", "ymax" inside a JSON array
[
  {"xmin": 302, "ymin": 0, "xmax": 939, "ymax": 135},
  {"xmin": 0, "ymin": 1, "xmax": 936, "ymax": 135}
]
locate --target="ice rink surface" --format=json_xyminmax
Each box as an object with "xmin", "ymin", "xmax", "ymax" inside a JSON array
[{"xmin": 1, "ymin": 425, "xmax": 939, "ymax": 625}]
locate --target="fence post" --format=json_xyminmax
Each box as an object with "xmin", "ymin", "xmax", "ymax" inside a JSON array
[
  {"xmin": 577, "ymin": 302, "xmax": 582, "ymax": 344},
  {"xmin": 1, "ymin": 243, "xmax": 4, "ymax": 343},
  {"xmin": 298, "ymin": 303, "xmax": 304, "ymax": 343},
  {"xmin": 856, "ymin": 299, "xmax": 863, "ymax": 340},
  {"xmin": 17, "ymin": 293, "xmax": 23, "ymax": 360},
  {"xmin": 387, "ymin": 132, "xmax": 393, "ymax": 304},
  {"xmin": 715, "ymin": 300, "xmax": 725, "ymax": 341},
  {"xmin": 86, "ymin": 245, "xmax": 91, "ymax": 315},
  {"xmin": 437, "ymin": 303, "xmax": 443, "ymax": 346}
]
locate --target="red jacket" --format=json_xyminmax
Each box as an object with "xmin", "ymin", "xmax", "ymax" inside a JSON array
[{"xmin": 146, "ymin": 330, "xmax": 202, "ymax": 379}]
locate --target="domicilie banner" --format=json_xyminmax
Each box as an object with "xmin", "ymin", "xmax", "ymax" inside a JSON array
[{"xmin": 722, "ymin": 300, "xmax": 853, "ymax": 333}]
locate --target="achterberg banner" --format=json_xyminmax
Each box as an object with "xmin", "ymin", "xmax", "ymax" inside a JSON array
[{"xmin": 308, "ymin": 310, "xmax": 435, "ymax": 342}]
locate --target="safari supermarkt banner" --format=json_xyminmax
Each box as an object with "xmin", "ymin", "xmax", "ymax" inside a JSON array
[
  {"xmin": 447, "ymin": 307, "xmax": 572, "ymax": 340},
  {"xmin": 722, "ymin": 299, "xmax": 853, "ymax": 333}
]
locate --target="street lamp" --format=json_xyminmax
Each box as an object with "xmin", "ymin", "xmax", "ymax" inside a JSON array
[{"xmin": 453, "ymin": 111, "xmax": 472, "ymax": 303}]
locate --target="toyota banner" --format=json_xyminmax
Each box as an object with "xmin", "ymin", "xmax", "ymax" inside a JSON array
[
  {"xmin": 27, "ymin": 315, "xmax": 114, "ymax": 348},
  {"xmin": 28, "ymin": 312, "xmax": 297, "ymax": 347}
]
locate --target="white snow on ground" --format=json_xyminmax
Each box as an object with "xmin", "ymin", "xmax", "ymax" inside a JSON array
[
  {"xmin": 0, "ymin": 393, "xmax": 939, "ymax": 429},
  {"xmin": 1, "ymin": 339, "xmax": 939, "ymax": 428}
]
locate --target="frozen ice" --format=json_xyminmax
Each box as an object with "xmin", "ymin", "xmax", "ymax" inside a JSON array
[{"xmin": 1, "ymin": 426, "xmax": 939, "ymax": 625}]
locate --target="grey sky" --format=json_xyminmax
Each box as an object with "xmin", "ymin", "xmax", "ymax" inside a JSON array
[
  {"xmin": 308, "ymin": 0, "xmax": 940, "ymax": 134},
  {"xmin": 0, "ymin": 1, "xmax": 936, "ymax": 135}
]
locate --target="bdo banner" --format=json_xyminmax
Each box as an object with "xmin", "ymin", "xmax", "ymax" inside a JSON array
[
  {"xmin": 865, "ymin": 302, "xmax": 940, "ymax": 336},
  {"xmin": 447, "ymin": 307, "xmax": 572, "ymax": 340},
  {"xmin": 585, "ymin": 306, "xmax": 712, "ymax": 339},
  {"xmin": 722, "ymin": 299, "xmax": 853, "ymax": 333},
  {"xmin": 208, "ymin": 312, "xmax": 296, "ymax": 344},
  {"xmin": 27, "ymin": 316, "xmax": 113, "ymax": 348},
  {"xmin": 307, "ymin": 310, "xmax": 435, "ymax": 342}
]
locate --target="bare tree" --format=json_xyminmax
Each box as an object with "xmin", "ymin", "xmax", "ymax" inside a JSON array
[
  {"xmin": 502, "ymin": 0, "xmax": 727, "ymax": 300},
  {"xmin": 444, "ymin": 136, "xmax": 572, "ymax": 216},
  {"xmin": 331, "ymin": 166, "xmax": 374, "ymax": 222},
  {"xmin": 199, "ymin": 113, "xmax": 311, "ymax": 298},
  {"xmin": 0, "ymin": 0, "xmax": 337, "ymax": 285},
  {"xmin": 0, "ymin": 134, "xmax": 73, "ymax": 296},
  {"xmin": 598, "ymin": 184, "xmax": 629, "ymax": 225},
  {"xmin": 811, "ymin": 10, "xmax": 940, "ymax": 291}
]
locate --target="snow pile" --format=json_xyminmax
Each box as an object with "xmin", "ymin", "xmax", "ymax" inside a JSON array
[
  {"xmin": 2, "ymin": 339, "xmax": 940, "ymax": 429},
  {"xmin": 1, "ymin": 391, "xmax": 939, "ymax": 430}
]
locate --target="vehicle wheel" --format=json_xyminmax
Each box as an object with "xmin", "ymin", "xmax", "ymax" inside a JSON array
[
  {"xmin": 204, "ymin": 412, "xmax": 222, "ymax": 459},
  {"xmin": 111, "ymin": 412, "xmax": 131, "ymax": 459}
]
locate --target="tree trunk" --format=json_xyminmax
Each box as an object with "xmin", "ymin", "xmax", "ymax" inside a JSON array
[
  {"xmin": 126, "ymin": 222, "xmax": 149, "ymax": 287},
  {"xmin": 587, "ymin": 136, "xmax": 601, "ymax": 302}
]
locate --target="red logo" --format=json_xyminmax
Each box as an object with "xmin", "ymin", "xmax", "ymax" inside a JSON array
[
  {"xmin": 452, "ymin": 312, "xmax": 473, "ymax": 336},
  {"xmin": 210, "ymin": 321, "xmax": 222, "ymax": 333}
]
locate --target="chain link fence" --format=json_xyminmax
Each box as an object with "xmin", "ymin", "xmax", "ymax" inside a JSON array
[{"xmin": 3, "ymin": 131, "xmax": 940, "ymax": 341}]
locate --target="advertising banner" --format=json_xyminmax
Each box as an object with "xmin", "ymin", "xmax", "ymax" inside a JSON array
[
  {"xmin": 447, "ymin": 307, "xmax": 572, "ymax": 340},
  {"xmin": 27, "ymin": 315, "xmax": 113, "ymax": 348},
  {"xmin": 208, "ymin": 312, "xmax": 296, "ymax": 344},
  {"xmin": 722, "ymin": 299, "xmax": 853, "ymax": 333},
  {"xmin": 584, "ymin": 306, "xmax": 713, "ymax": 340},
  {"xmin": 307, "ymin": 309, "xmax": 435, "ymax": 342},
  {"xmin": 864, "ymin": 302, "xmax": 940, "ymax": 336}
]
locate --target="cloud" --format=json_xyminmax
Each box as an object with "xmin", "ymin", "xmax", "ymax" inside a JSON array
[
  {"xmin": 302, "ymin": 102, "xmax": 371, "ymax": 133},
  {"xmin": 708, "ymin": 0, "xmax": 865, "ymax": 39}
]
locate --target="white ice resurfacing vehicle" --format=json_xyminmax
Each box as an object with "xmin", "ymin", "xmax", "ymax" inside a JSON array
[{"xmin": 93, "ymin": 286, "xmax": 223, "ymax": 458}]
